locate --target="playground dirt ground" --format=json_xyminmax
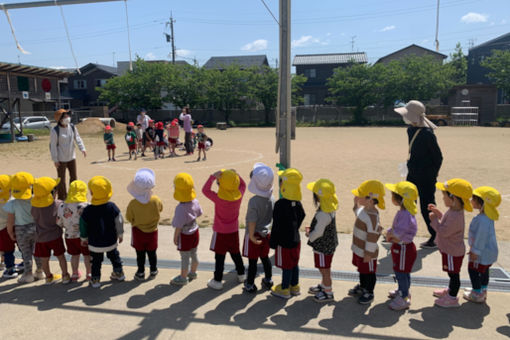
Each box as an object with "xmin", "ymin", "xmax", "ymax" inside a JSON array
[{"xmin": 1, "ymin": 126, "xmax": 509, "ymax": 240}]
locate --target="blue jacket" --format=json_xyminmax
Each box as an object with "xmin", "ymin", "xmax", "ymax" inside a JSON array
[
  {"xmin": 80, "ymin": 202, "xmax": 124, "ymax": 252},
  {"xmin": 468, "ymin": 213, "xmax": 498, "ymax": 265}
]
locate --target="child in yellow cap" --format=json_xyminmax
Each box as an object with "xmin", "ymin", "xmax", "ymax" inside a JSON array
[
  {"xmin": 305, "ymin": 179, "xmax": 338, "ymax": 303},
  {"xmin": 385, "ymin": 181, "xmax": 418, "ymax": 310},
  {"xmin": 0, "ymin": 174, "xmax": 18, "ymax": 278},
  {"xmin": 80, "ymin": 176, "xmax": 125, "ymax": 288},
  {"xmin": 171, "ymin": 173, "xmax": 203, "ymax": 286},
  {"xmin": 269, "ymin": 168, "xmax": 306, "ymax": 299},
  {"xmin": 57, "ymin": 180, "xmax": 91, "ymax": 282},
  {"xmin": 464, "ymin": 186, "xmax": 501, "ymax": 303},
  {"xmin": 31, "ymin": 177, "xmax": 70, "ymax": 284},
  {"xmin": 202, "ymin": 169, "xmax": 246, "ymax": 290},
  {"xmin": 428, "ymin": 178, "xmax": 473, "ymax": 308},
  {"xmin": 349, "ymin": 179, "xmax": 385, "ymax": 305},
  {"xmin": 126, "ymin": 168, "xmax": 163, "ymax": 281},
  {"xmin": 4, "ymin": 172, "xmax": 44, "ymax": 283}
]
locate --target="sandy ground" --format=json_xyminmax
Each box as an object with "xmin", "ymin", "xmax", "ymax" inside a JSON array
[{"xmin": 1, "ymin": 126, "xmax": 509, "ymax": 240}]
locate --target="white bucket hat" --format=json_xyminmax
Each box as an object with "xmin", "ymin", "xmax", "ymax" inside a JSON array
[
  {"xmin": 394, "ymin": 100, "xmax": 437, "ymax": 129},
  {"xmin": 248, "ymin": 163, "xmax": 274, "ymax": 198},
  {"xmin": 127, "ymin": 168, "xmax": 155, "ymax": 204}
]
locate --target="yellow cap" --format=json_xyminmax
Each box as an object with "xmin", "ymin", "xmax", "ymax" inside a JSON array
[
  {"xmin": 0, "ymin": 175, "xmax": 11, "ymax": 203},
  {"xmin": 32, "ymin": 177, "xmax": 60, "ymax": 208},
  {"xmin": 385, "ymin": 181, "xmax": 418, "ymax": 215},
  {"xmin": 11, "ymin": 172, "xmax": 34, "ymax": 200},
  {"xmin": 65, "ymin": 180, "xmax": 88, "ymax": 204},
  {"xmin": 473, "ymin": 186, "xmax": 501, "ymax": 221},
  {"xmin": 436, "ymin": 178, "xmax": 473, "ymax": 212},
  {"xmin": 352, "ymin": 180, "xmax": 386, "ymax": 210},
  {"xmin": 88, "ymin": 176, "xmax": 113, "ymax": 206},
  {"xmin": 217, "ymin": 170, "xmax": 241, "ymax": 201},
  {"xmin": 278, "ymin": 168, "xmax": 303, "ymax": 201},
  {"xmin": 307, "ymin": 179, "xmax": 338, "ymax": 213},
  {"xmin": 174, "ymin": 173, "xmax": 196, "ymax": 203}
]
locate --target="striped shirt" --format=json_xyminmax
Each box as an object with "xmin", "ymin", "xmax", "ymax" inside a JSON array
[{"xmin": 351, "ymin": 207, "xmax": 381, "ymax": 259}]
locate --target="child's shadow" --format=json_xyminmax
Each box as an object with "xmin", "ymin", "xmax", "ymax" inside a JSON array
[
  {"xmin": 497, "ymin": 313, "xmax": 510, "ymax": 337},
  {"xmin": 319, "ymin": 296, "xmax": 371, "ymax": 334},
  {"xmin": 127, "ymin": 283, "xmax": 182, "ymax": 309},
  {"xmin": 270, "ymin": 296, "xmax": 329, "ymax": 331},
  {"xmin": 203, "ymin": 290, "xmax": 257, "ymax": 325},
  {"xmin": 233, "ymin": 295, "xmax": 288, "ymax": 330},
  {"xmin": 378, "ymin": 245, "xmax": 435, "ymax": 275},
  {"xmin": 81, "ymin": 280, "xmax": 142, "ymax": 306}
]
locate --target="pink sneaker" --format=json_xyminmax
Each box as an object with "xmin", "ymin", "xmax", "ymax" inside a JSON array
[
  {"xmin": 388, "ymin": 295, "xmax": 410, "ymax": 310},
  {"xmin": 433, "ymin": 287, "xmax": 449, "ymax": 297},
  {"xmin": 388, "ymin": 289, "xmax": 411, "ymax": 299},
  {"xmin": 434, "ymin": 294, "xmax": 460, "ymax": 308},
  {"xmin": 463, "ymin": 290, "xmax": 485, "ymax": 303}
]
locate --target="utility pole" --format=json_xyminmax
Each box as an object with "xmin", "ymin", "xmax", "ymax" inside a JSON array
[
  {"xmin": 166, "ymin": 12, "xmax": 176, "ymax": 64},
  {"xmin": 351, "ymin": 36, "xmax": 356, "ymax": 52},
  {"xmin": 435, "ymin": 0, "xmax": 440, "ymax": 52}
]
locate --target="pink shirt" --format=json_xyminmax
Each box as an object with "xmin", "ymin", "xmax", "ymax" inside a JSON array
[
  {"xmin": 430, "ymin": 208, "xmax": 466, "ymax": 257},
  {"xmin": 202, "ymin": 175, "xmax": 246, "ymax": 234}
]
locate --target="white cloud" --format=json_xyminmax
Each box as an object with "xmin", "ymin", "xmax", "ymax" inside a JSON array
[
  {"xmin": 144, "ymin": 52, "xmax": 157, "ymax": 60},
  {"xmin": 379, "ymin": 25, "xmax": 396, "ymax": 32},
  {"xmin": 501, "ymin": 19, "xmax": 507, "ymax": 25},
  {"xmin": 241, "ymin": 39, "xmax": 268, "ymax": 52},
  {"xmin": 292, "ymin": 35, "xmax": 321, "ymax": 48},
  {"xmin": 461, "ymin": 12, "xmax": 488, "ymax": 23},
  {"xmin": 176, "ymin": 49, "xmax": 192, "ymax": 57}
]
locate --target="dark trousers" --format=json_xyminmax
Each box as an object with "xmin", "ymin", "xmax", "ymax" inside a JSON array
[
  {"xmin": 136, "ymin": 250, "xmax": 157, "ymax": 273},
  {"xmin": 360, "ymin": 273, "xmax": 377, "ymax": 294},
  {"xmin": 281, "ymin": 266, "xmax": 299, "ymax": 289},
  {"xmin": 448, "ymin": 273, "xmax": 460, "ymax": 296},
  {"xmin": 468, "ymin": 268, "xmax": 490, "ymax": 290},
  {"xmin": 56, "ymin": 159, "xmax": 77, "ymax": 201},
  {"xmin": 247, "ymin": 257, "xmax": 272, "ymax": 285},
  {"xmin": 184, "ymin": 132, "xmax": 193, "ymax": 154},
  {"xmin": 214, "ymin": 253, "xmax": 245, "ymax": 282},
  {"xmin": 90, "ymin": 249, "xmax": 123, "ymax": 280},
  {"xmin": 407, "ymin": 173, "xmax": 437, "ymax": 242},
  {"xmin": 3, "ymin": 251, "xmax": 15, "ymax": 269}
]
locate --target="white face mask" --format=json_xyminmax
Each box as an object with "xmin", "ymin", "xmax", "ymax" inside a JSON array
[{"xmin": 62, "ymin": 117, "xmax": 71, "ymax": 125}]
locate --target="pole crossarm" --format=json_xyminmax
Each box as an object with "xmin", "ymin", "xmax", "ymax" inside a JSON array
[{"xmin": 0, "ymin": 0, "xmax": 122, "ymax": 10}]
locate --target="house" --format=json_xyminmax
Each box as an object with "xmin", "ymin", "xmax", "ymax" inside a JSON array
[
  {"xmin": 68, "ymin": 63, "xmax": 118, "ymax": 107},
  {"xmin": 376, "ymin": 44, "xmax": 447, "ymax": 64},
  {"xmin": 117, "ymin": 60, "xmax": 190, "ymax": 76},
  {"xmin": 203, "ymin": 55, "xmax": 269, "ymax": 70},
  {"xmin": 292, "ymin": 52, "xmax": 367, "ymax": 105},
  {"xmin": 467, "ymin": 32, "xmax": 510, "ymax": 103}
]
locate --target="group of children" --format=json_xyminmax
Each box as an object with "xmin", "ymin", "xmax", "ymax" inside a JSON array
[
  {"xmin": 103, "ymin": 119, "xmax": 209, "ymax": 161},
  {"xmin": 0, "ymin": 166, "xmax": 500, "ymax": 311}
]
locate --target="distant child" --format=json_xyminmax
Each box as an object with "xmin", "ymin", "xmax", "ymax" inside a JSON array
[
  {"xmin": 126, "ymin": 168, "xmax": 162, "ymax": 280},
  {"xmin": 269, "ymin": 168, "xmax": 306, "ymax": 299},
  {"xmin": 349, "ymin": 180, "xmax": 385, "ymax": 305},
  {"xmin": 171, "ymin": 173, "xmax": 203, "ymax": 285},
  {"xmin": 195, "ymin": 125, "xmax": 207, "ymax": 161},
  {"xmin": 242, "ymin": 163, "xmax": 275, "ymax": 293},
  {"xmin": 154, "ymin": 122, "xmax": 166, "ymax": 159},
  {"xmin": 142, "ymin": 120, "xmax": 156, "ymax": 157},
  {"xmin": 80, "ymin": 176, "xmax": 125, "ymax": 288},
  {"xmin": 57, "ymin": 180, "xmax": 91, "ymax": 281},
  {"xmin": 0, "ymin": 174, "xmax": 17, "ymax": 279},
  {"xmin": 202, "ymin": 169, "xmax": 246, "ymax": 290},
  {"xmin": 135, "ymin": 123, "xmax": 143, "ymax": 154},
  {"xmin": 385, "ymin": 181, "xmax": 418, "ymax": 310},
  {"xmin": 428, "ymin": 178, "xmax": 473, "ymax": 308},
  {"xmin": 464, "ymin": 186, "xmax": 500, "ymax": 303},
  {"xmin": 125, "ymin": 122, "xmax": 138, "ymax": 160},
  {"xmin": 305, "ymin": 179, "xmax": 339, "ymax": 303},
  {"xmin": 31, "ymin": 177, "xmax": 70, "ymax": 284},
  {"xmin": 4, "ymin": 172, "xmax": 44, "ymax": 283},
  {"xmin": 104, "ymin": 125, "xmax": 116, "ymax": 161},
  {"xmin": 167, "ymin": 119, "xmax": 180, "ymax": 157}
]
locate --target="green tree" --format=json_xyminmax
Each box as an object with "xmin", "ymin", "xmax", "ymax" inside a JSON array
[
  {"xmin": 446, "ymin": 42, "xmax": 467, "ymax": 85},
  {"xmin": 247, "ymin": 66, "xmax": 278, "ymax": 124},
  {"xmin": 291, "ymin": 73, "xmax": 307, "ymax": 106},
  {"xmin": 163, "ymin": 64, "xmax": 206, "ymax": 109},
  {"xmin": 482, "ymin": 49, "xmax": 510, "ymax": 100}
]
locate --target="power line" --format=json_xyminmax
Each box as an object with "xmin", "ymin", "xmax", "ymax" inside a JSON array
[{"xmin": 258, "ymin": 0, "xmax": 279, "ymax": 25}]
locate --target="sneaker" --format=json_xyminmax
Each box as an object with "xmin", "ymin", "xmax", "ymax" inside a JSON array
[
  {"xmin": 433, "ymin": 287, "xmax": 449, "ymax": 298},
  {"xmin": 110, "ymin": 271, "xmax": 125, "ymax": 281},
  {"xmin": 171, "ymin": 275, "xmax": 188, "ymax": 286},
  {"xmin": 243, "ymin": 283, "xmax": 258, "ymax": 293},
  {"xmin": 435, "ymin": 294, "xmax": 460, "ymax": 308},
  {"xmin": 71, "ymin": 271, "xmax": 82, "ymax": 282},
  {"xmin": 2, "ymin": 267, "xmax": 18, "ymax": 278},
  {"xmin": 90, "ymin": 278, "xmax": 101, "ymax": 288},
  {"xmin": 358, "ymin": 291, "xmax": 374, "ymax": 305},
  {"xmin": 34, "ymin": 269, "xmax": 45, "ymax": 280},
  {"xmin": 0, "ymin": 262, "xmax": 5, "ymax": 271},
  {"xmin": 149, "ymin": 270, "xmax": 158, "ymax": 278},
  {"xmin": 134, "ymin": 272, "xmax": 145, "ymax": 281},
  {"xmin": 203, "ymin": 156, "xmax": 207, "ymax": 161},
  {"xmin": 271, "ymin": 284, "xmax": 291, "ymax": 299},
  {"xmin": 18, "ymin": 272, "xmax": 34, "ymax": 283},
  {"xmin": 290, "ymin": 284, "xmax": 301, "ymax": 296},
  {"xmin": 196, "ymin": 156, "xmax": 201, "ymax": 161},
  {"xmin": 261, "ymin": 277, "xmax": 273, "ymax": 290},
  {"xmin": 15, "ymin": 262, "xmax": 24, "ymax": 272},
  {"xmin": 308, "ymin": 284, "xmax": 323, "ymax": 294},
  {"xmin": 187, "ymin": 272, "xmax": 198, "ymax": 282},
  {"xmin": 45, "ymin": 273, "xmax": 62, "ymax": 285},
  {"xmin": 420, "ymin": 240, "xmax": 437, "ymax": 249},
  {"xmin": 388, "ymin": 295, "xmax": 410, "ymax": 310},
  {"xmin": 388, "ymin": 289, "xmax": 412, "ymax": 299},
  {"xmin": 86, "ymin": 273, "xmax": 92, "ymax": 281},
  {"xmin": 348, "ymin": 284, "xmax": 363, "ymax": 297},
  {"xmin": 237, "ymin": 274, "xmax": 246, "ymax": 283},
  {"xmin": 463, "ymin": 290, "xmax": 485, "ymax": 303},
  {"xmin": 62, "ymin": 273, "xmax": 71, "ymax": 284},
  {"xmin": 314, "ymin": 290, "xmax": 334, "ymax": 303},
  {"xmin": 207, "ymin": 278, "xmax": 223, "ymax": 290}
]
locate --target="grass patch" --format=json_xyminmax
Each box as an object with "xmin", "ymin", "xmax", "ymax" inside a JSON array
[{"xmin": 21, "ymin": 128, "xmax": 51, "ymax": 136}]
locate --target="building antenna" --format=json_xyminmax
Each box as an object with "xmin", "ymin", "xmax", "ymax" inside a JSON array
[
  {"xmin": 435, "ymin": 0, "xmax": 440, "ymax": 51},
  {"xmin": 351, "ymin": 36, "xmax": 356, "ymax": 52}
]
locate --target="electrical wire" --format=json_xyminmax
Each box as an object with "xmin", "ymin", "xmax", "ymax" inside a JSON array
[{"xmin": 259, "ymin": 0, "xmax": 279, "ymax": 25}]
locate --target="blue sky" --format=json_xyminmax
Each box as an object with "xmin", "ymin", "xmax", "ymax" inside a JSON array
[{"xmin": 0, "ymin": 0, "xmax": 509, "ymax": 69}]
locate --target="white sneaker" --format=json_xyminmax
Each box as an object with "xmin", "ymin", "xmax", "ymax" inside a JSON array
[
  {"xmin": 207, "ymin": 279, "xmax": 223, "ymax": 290},
  {"xmin": 34, "ymin": 269, "xmax": 45, "ymax": 280},
  {"xmin": 237, "ymin": 274, "xmax": 246, "ymax": 283},
  {"xmin": 17, "ymin": 272, "xmax": 34, "ymax": 283}
]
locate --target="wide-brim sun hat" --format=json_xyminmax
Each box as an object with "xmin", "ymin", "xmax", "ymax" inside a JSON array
[
  {"xmin": 436, "ymin": 178, "xmax": 473, "ymax": 212},
  {"xmin": 54, "ymin": 108, "xmax": 69, "ymax": 122},
  {"xmin": 88, "ymin": 176, "xmax": 113, "ymax": 206},
  {"xmin": 32, "ymin": 177, "xmax": 60, "ymax": 208},
  {"xmin": 385, "ymin": 181, "xmax": 418, "ymax": 215},
  {"xmin": 307, "ymin": 179, "xmax": 338, "ymax": 213},
  {"xmin": 248, "ymin": 163, "xmax": 274, "ymax": 198},
  {"xmin": 352, "ymin": 179, "xmax": 386, "ymax": 210},
  {"xmin": 11, "ymin": 171, "xmax": 34, "ymax": 200},
  {"xmin": 173, "ymin": 172, "xmax": 196, "ymax": 202},
  {"xmin": 65, "ymin": 180, "xmax": 88, "ymax": 204},
  {"xmin": 473, "ymin": 186, "xmax": 501, "ymax": 221},
  {"xmin": 278, "ymin": 168, "xmax": 303, "ymax": 201},
  {"xmin": 394, "ymin": 100, "xmax": 437, "ymax": 129},
  {"xmin": 127, "ymin": 168, "xmax": 155, "ymax": 204},
  {"xmin": 217, "ymin": 169, "xmax": 242, "ymax": 201}
]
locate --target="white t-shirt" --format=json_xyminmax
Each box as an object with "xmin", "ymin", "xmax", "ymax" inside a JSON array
[{"xmin": 137, "ymin": 114, "xmax": 151, "ymax": 132}]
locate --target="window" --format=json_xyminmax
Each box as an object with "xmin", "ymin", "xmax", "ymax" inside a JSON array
[
  {"xmin": 304, "ymin": 93, "xmax": 316, "ymax": 105},
  {"xmin": 73, "ymin": 79, "xmax": 87, "ymax": 89},
  {"xmin": 96, "ymin": 79, "xmax": 107, "ymax": 87},
  {"xmin": 304, "ymin": 68, "xmax": 316, "ymax": 78}
]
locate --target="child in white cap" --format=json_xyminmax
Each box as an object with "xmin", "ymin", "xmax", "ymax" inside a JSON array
[
  {"xmin": 126, "ymin": 168, "xmax": 162, "ymax": 281},
  {"xmin": 242, "ymin": 163, "xmax": 275, "ymax": 293}
]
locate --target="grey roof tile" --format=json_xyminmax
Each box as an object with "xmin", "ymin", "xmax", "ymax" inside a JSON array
[{"xmin": 292, "ymin": 53, "xmax": 367, "ymax": 65}]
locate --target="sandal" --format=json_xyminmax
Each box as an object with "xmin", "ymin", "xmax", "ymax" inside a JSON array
[{"xmin": 314, "ymin": 290, "xmax": 334, "ymax": 303}]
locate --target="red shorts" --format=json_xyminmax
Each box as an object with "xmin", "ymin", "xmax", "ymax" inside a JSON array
[
  {"xmin": 468, "ymin": 261, "xmax": 491, "ymax": 274},
  {"xmin": 352, "ymin": 253, "xmax": 377, "ymax": 274},
  {"xmin": 198, "ymin": 142, "xmax": 205, "ymax": 150},
  {"xmin": 210, "ymin": 231, "xmax": 240, "ymax": 255},
  {"xmin": 391, "ymin": 242, "xmax": 417, "ymax": 273},
  {"xmin": 0, "ymin": 228, "xmax": 15, "ymax": 252},
  {"xmin": 65, "ymin": 238, "xmax": 90, "ymax": 256},
  {"xmin": 168, "ymin": 138, "xmax": 178, "ymax": 144},
  {"xmin": 242, "ymin": 233, "xmax": 270, "ymax": 259},
  {"xmin": 441, "ymin": 252, "xmax": 464, "ymax": 274},
  {"xmin": 131, "ymin": 227, "xmax": 158, "ymax": 251},
  {"xmin": 106, "ymin": 144, "xmax": 116, "ymax": 150},
  {"xmin": 314, "ymin": 252, "xmax": 334, "ymax": 269},
  {"xmin": 156, "ymin": 141, "xmax": 166, "ymax": 146},
  {"xmin": 178, "ymin": 229, "xmax": 199, "ymax": 251},
  {"xmin": 34, "ymin": 237, "xmax": 66, "ymax": 257},
  {"xmin": 275, "ymin": 243, "xmax": 300, "ymax": 270},
  {"xmin": 128, "ymin": 144, "xmax": 136, "ymax": 151}
]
